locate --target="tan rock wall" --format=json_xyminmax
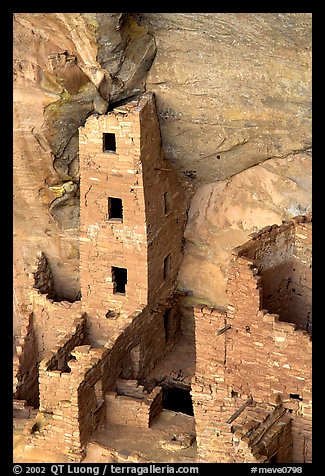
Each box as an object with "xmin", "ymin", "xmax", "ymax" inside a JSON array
[{"xmin": 178, "ymin": 154, "xmax": 312, "ymax": 309}]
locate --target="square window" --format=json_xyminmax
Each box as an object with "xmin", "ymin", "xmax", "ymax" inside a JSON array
[
  {"xmin": 108, "ymin": 197, "xmax": 123, "ymax": 221},
  {"xmin": 103, "ymin": 133, "xmax": 116, "ymax": 153},
  {"xmin": 112, "ymin": 266, "xmax": 127, "ymax": 294}
]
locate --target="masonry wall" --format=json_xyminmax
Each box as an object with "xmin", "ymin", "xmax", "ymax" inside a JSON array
[
  {"xmin": 34, "ymin": 316, "xmax": 89, "ymax": 460},
  {"xmin": 289, "ymin": 218, "xmax": 312, "ymax": 331},
  {"xmin": 33, "ymin": 291, "xmax": 182, "ymax": 459},
  {"xmin": 242, "ymin": 223, "xmax": 295, "ymax": 325},
  {"xmin": 79, "ymin": 103, "xmax": 147, "ymax": 318},
  {"xmin": 79, "ymin": 93, "xmax": 187, "ymax": 321},
  {"xmin": 191, "ymin": 305, "xmax": 235, "ymax": 462},
  {"xmin": 98, "ymin": 294, "xmax": 183, "ymax": 394},
  {"xmin": 192, "ymin": 216, "xmax": 312, "ymax": 463},
  {"xmin": 39, "ymin": 315, "xmax": 87, "ymax": 412},
  {"xmin": 82, "ymin": 298, "xmax": 180, "ymax": 443},
  {"xmin": 139, "ymin": 98, "xmax": 188, "ymax": 306},
  {"xmin": 226, "ymin": 255, "xmax": 312, "ymax": 463},
  {"xmin": 13, "ymin": 311, "xmax": 39, "ymax": 408},
  {"xmin": 238, "ymin": 216, "xmax": 312, "ymax": 331},
  {"xmin": 30, "ymin": 288, "xmax": 83, "ymax": 360},
  {"xmin": 105, "ymin": 386, "xmax": 163, "ymax": 428}
]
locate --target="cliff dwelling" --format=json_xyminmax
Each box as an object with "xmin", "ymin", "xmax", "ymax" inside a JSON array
[
  {"xmin": 13, "ymin": 93, "xmax": 312, "ymax": 464},
  {"xmin": 13, "ymin": 13, "xmax": 312, "ymax": 467}
]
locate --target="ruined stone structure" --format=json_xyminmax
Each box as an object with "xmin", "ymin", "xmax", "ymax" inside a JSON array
[
  {"xmin": 192, "ymin": 215, "xmax": 312, "ymax": 463},
  {"xmin": 79, "ymin": 93, "xmax": 187, "ymax": 338},
  {"xmin": 13, "ymin": 93, "xmax": 191, "ymax": 463},
  {"xmin": 13, "ymin": 93, "xmax": 312, "ymax": 464}
]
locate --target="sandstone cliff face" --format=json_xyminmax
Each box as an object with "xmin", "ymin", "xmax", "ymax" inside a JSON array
[
  {"xmin": 13, "ymin": 13, "xmax": 156, "ymax": 317},
  {"xmin": 178, "ymin": 153, "xmax": 311, "ymax": 307},
  {"xmin": 13, "ymin": 13, "xmax": 312, "ymax": 329},
  {"xmin": 142, "ymin": 13, "xmax": 311, "ymax": 182}
]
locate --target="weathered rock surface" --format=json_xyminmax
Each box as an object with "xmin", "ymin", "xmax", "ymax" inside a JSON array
[
  {"xmin": 178, "ymin": 153, "xmax": 312, "ymax": 307},
  {"xmin": 141, "ymin": 13, "xmax": 312, "ymax": 181},
  {"xmin": 13, "ymin": 13, "xmax": 156, "ymax": 309},
  {"xmin": 13, "ymin": 13, "xmax": 312, "ymax": 328}
]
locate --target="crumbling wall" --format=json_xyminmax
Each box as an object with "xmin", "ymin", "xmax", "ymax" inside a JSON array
[
  {"xmin": 98, "ymin": 293, "xmax": 182, "ymax": 393},
  {"xmin": 192, "ymin": 303, "xmax": 309, "ymax": 463},
  {"xmin": 73, "ymin": 346, "xmax": 107, "ymax": 447},
  {"xmin": 192, "ymin": 216, "xmax": 312, "ymax": 463},
  {"xmin": 39, "ymin": 315, "xmax": 87, "ymax": 412},
  {"xmin": 231, "ymin": 404, "xmax": 293, "ymax": 463},
  {"xmin": 237, "ymin": 223, "xmax": 294, "ymax": 324},
  {"xmin": 29, "ymin": 287, "xmax": 83, "ymax": 360},
  {"xmin": 236, "ymin": 215, "xmax": 312, "ymax": 331},
  {"xmin": 13, "ymin": 311, "xmax": 39, "ymax": 408},
  {"xmin": 226, "ymin": 255, "xmax": 311, "ymax": 462},
  {"xmin": 34, "ymin": 317, "xmax": 90, "ymax": 460},
  {"xmin": 34, "ymin": 290, "xmax": 182, "ymax": 459},
  {"xmin": 290, "ymin": 217, "xmax": 312, "ymax": 332}
]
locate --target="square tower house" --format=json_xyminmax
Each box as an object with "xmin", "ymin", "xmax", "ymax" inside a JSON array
[{"xmin": 79, "ymin": 93, "xmax": 186, "ymax": 319}]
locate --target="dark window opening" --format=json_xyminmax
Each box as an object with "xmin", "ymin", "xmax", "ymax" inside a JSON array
[
  {"xmin": 163, "ymin": 254, "xmax": 171, "ymax": 280},
  {"xmin": 163, "ymin": 191, "xmax": 172, "ymax": 215},
  {"xmin": 164, "ymin": 309, "xmax": 172, "ymax": 343},
  {"xmin": 231, "ymin": 390, "xmax": 239, "ymax": 398},
  {"xmin": 162, "ymin": 387, "xmax": 194, "ymax": 416},
  {"xmin": 289, "ymin": 393, "xmax": 303, "ymax": 401},
  {"xmin": 103, "ymin": 133, "xmax": 116, "ymax": 153},
  {"xmin": 108, "ymin": 197, "xmax": 123, "ymax": 221},
  {"xmin": 112, "ymin": 266, "xmax": 127, "ymax": 294}
]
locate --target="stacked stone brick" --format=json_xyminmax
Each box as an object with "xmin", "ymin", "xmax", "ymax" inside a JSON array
[
  {"xmin": 13, "ymin": 91, "xmax": 311, "ymax": 464},
  {"xmin": 79, "ymin": 93, "xmax": 187, "ymax": 327},
  {"xmin": 31, "ymin": 297, "xmax": 182, "ymax": 460},
  {"xmin": 191, "ymin": 214, "xmax": 312, "ymax": 463},
  {"xmin": 106, "ymin": 380, "xmax": 163, "ymax": 428},
  {"xmin": 13, "ymin": 310, "xmax": 39, "ymax": 408}
]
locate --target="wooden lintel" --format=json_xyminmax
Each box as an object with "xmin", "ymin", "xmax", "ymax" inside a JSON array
[
  {"xmin": 217, "ymin": 324, "xmax": 232, "ymax": 336},
  {"xmin": 226, "ymin": 397, "xmax": 253, "ymax": 424},
  {"xmin": 154, "ymin": 167, "xmax": 173, "ymax": 172}
]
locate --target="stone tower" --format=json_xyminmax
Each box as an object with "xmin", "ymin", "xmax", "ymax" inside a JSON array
[{"xmin": 79, "ymin": 93, "xmax": 187, "ymax": 321}]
